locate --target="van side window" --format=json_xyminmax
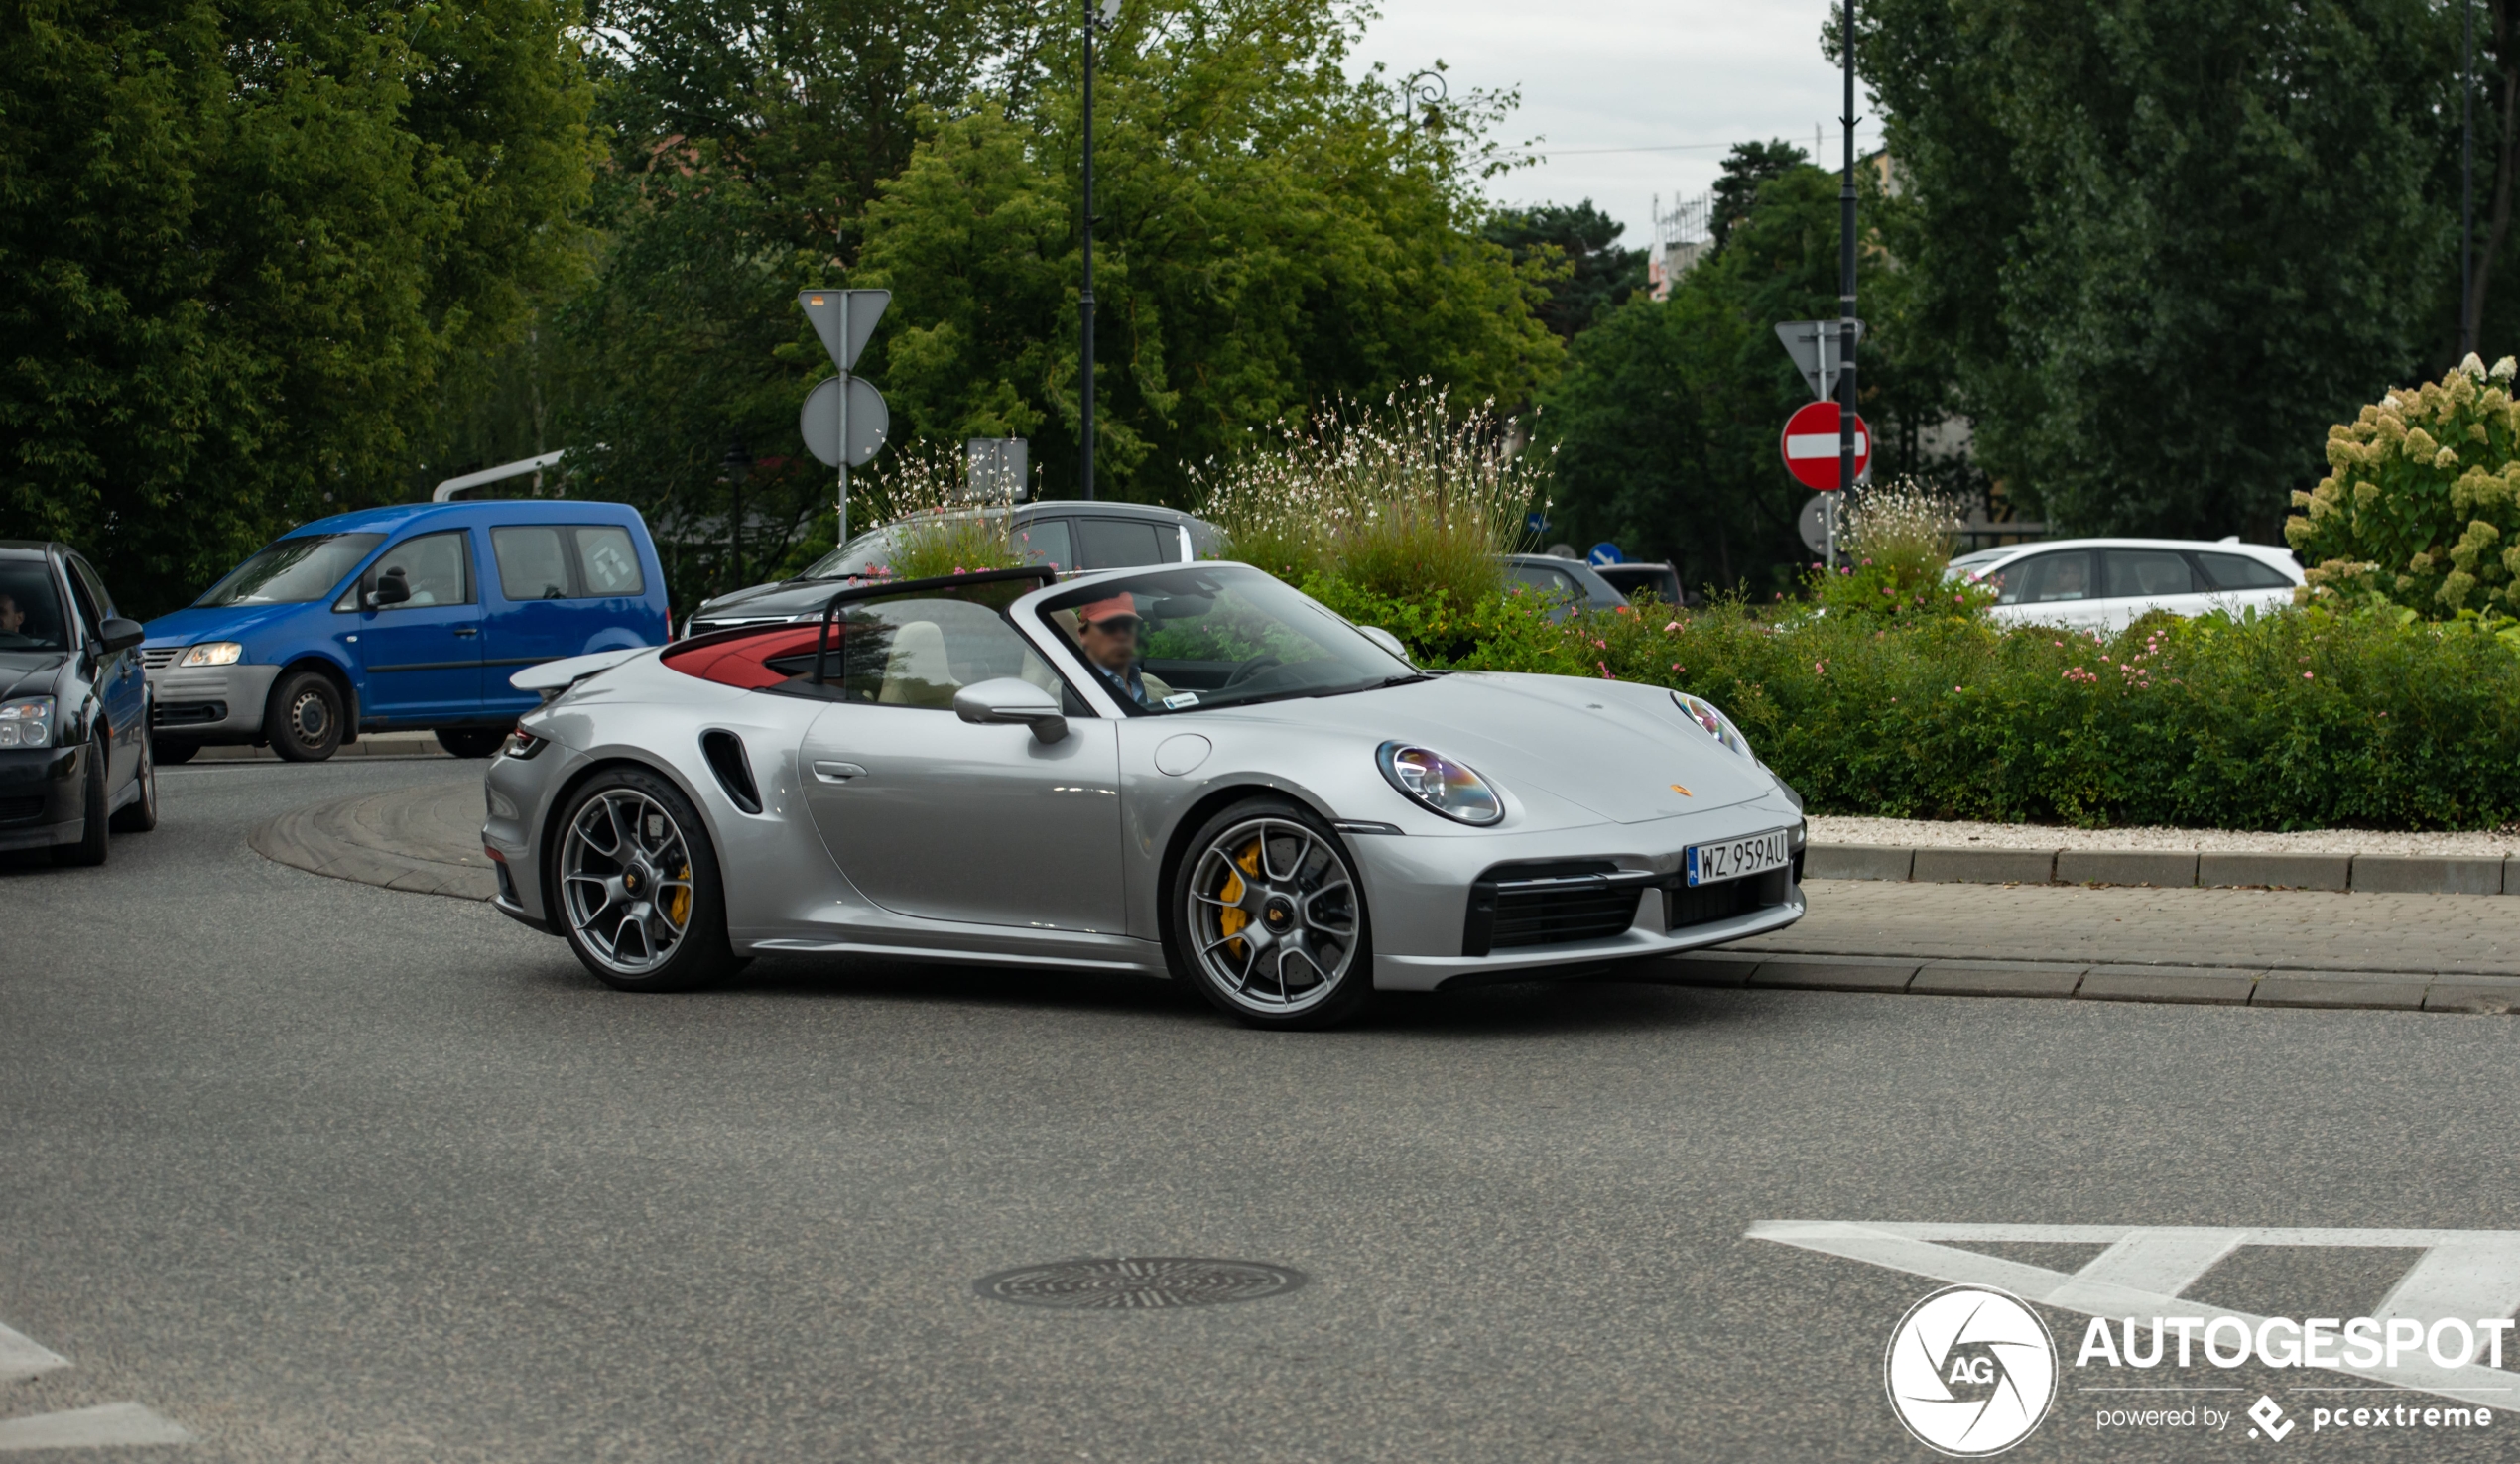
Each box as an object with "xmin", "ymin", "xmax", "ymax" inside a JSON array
[
  {"xmin": 492, "ymin": 527, "xmax": 572, "ymax": 600},
  {"xmin": 491, "ymin": 525, "xmax": 647, "ymax": 600},
  {"xmin": 574, "ymin": 526, "xmax": 644, "ymax": 596},
  {"xmin": 370, "ymin": 531, "xmax": 474, "ymax": 608}
]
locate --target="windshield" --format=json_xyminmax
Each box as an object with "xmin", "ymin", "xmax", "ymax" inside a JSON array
[
  {"xmin": 1038, "ymin": 564, "xmax": 1415, "ymax": 713},
  {"xmin": 0, "ymin": 558, "xmax": 69, "ymax": 651},
  {"xmin": 194, "ymin": 533, "xmax": 387, "ymax": 607}
]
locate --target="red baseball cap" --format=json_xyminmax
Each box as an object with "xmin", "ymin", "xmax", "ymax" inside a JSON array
[{"xmin": 1076, "ymin": 592, "xmax": 1138, "ymax": 626}]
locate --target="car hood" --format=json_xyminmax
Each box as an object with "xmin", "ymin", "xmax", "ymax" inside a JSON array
[
  {"xmin": 0, "ymin": 650, "xmax": 69, "ymax": 702},
  {"xmin": 143, "ymin": 603, "xmax": 312, "ymax": 648},
  {"xmin": 1210, "ymin": 671, "xmax": 1776, "ymax": 825}
]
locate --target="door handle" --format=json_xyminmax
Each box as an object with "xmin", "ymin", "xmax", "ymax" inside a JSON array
[
  {"xmin": 813, "ymin": 761, "xmax": 867, "ymax": 783},
  {"xmin": 452, "ymin": 627, "xmax": 479, "ymax": 638}
]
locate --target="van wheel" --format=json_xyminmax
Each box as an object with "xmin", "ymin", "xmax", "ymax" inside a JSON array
[
  {"xmin": 266, "ymin": 671, "xmax": 343, "ymax": 762},
  {"xmin": 435, "ymin": 727, "xmax": 506, "ymax": 759}
]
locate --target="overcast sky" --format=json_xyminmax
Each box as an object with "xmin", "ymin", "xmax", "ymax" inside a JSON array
[{"xmin": 1346, "ymin": 0, "xmax": 1882, "ymax": 250}]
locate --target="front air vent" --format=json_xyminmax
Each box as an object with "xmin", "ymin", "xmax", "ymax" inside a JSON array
[{"xmin": 699, "ymin": 730, "xmax": 762, "ymax": 814}]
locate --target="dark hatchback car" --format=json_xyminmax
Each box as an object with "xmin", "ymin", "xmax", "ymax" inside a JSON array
[
  {"xmin": 0, "ymin": 542, "xmax": 156, "ymax": 864},
  {"xmin": 687, "ymin": 500, "xmax": 1222, "ymax": 636}
]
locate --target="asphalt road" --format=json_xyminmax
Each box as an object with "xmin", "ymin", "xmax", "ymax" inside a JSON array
[{"xmin": 6, "ymin": 759, "xmax": 2520, "ymax": 1462}]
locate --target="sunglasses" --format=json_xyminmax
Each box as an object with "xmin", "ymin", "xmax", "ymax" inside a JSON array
[{"xmin": 1083, "ymin": 615, "xmax": 1143, "ymax": 633}]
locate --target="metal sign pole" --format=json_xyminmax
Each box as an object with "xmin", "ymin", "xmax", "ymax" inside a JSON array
[
  {"xmin": 1837, "ymin": 0, "xmax": 1859, "ymax": 532},
  {"xmin": 838, "ymin": 293, "xmax": 852, "ymax": 548}
]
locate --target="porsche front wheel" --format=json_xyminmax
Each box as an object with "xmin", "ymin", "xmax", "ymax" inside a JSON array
[
  {"xmin": 1170, "ymin": 798, "xmax": 1373, "ymax": 1029},
  {"xmin": 554, "ymin": 768, "xmax": 743, "ymax": 992}
]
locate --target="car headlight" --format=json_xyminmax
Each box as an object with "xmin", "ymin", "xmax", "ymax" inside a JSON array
[
  {"xmin": 178, "ymin": 642, "xmax": 244, "ymax": 667},
  {"xmin": 1376, "ymin": 741, "xmax": 1504, "ymax": 825},
  {"xmin": 1672, "ymin": 690, "xmax": 1755, "ymax": 761},
  {"xmin": 0, "ymin": 697, "xmax": 56, "ymax": 750}
]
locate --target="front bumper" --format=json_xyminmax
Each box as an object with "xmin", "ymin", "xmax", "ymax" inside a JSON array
[
  {"xmin": 144, "ymin": 663, "xmax": 280, "ymax": 744},
  {"xmin": 0, "ymin": 744, "xmax": 89, "ymax": 852}
]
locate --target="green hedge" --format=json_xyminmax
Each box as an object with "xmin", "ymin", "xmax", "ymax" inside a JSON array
[{"xmin": 1309, "ymin": 577, "xmax": 2520, "ymax": 830}]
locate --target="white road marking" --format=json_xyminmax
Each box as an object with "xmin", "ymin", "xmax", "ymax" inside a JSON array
[
  {"xmin": 0, "ymin": 1403, "xmax": 189, "ymax": 1451},
  {"xmin": 0, "ymin": 1317, "xmax": 187, "ymax": 1448},
  {"xmin": 0, "ymin": 1326, "xmax": 65, "ymax": 1387},
  {"xmin": 1749, "ymin": 1221, "xmax": 2520, "ymax": 1409}
]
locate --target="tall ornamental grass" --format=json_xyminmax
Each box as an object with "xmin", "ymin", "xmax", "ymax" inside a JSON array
[
  {"xmin": 1805, "ymin": 480, "xmax": 1992, "ymax": 619},
  {"xmin": 1195, "ymin": 384, "xmax": 1545, "ymax": 614},
  {"xmin": 852, "ymin": 443, "xmax": 1028, "ymax": 579}
]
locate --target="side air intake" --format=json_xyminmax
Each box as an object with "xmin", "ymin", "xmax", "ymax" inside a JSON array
[{"xmin": 700, "ymin": 730, "xmax": 762, "ymax": 814}]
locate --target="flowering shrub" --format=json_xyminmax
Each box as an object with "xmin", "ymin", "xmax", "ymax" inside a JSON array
[
  {"xmin": 854, "ymin": 442, "xmax": 1029, "ymax": 580},
  {"xmin": 2287, "ymin": 354, "xmax": 2520, "ymax": 616},
  {"xmin": 1329, "ymin": 583, "xmax": 2520, "ymax": 829}
]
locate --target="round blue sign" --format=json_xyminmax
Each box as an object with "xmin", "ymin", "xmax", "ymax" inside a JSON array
[{"xmin": 1588, "ymin": 542, "xmax": 1625, "ymax": 566}]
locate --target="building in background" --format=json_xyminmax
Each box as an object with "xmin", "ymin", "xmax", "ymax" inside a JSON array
[{"xmin": 1647, "ymin": 191, "xmax": 1712, "ymax": 300}]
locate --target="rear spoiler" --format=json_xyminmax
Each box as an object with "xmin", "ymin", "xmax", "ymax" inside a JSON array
[{"xmin": 511, "ymin": 648, "xmax": 645, "ymax": 701}]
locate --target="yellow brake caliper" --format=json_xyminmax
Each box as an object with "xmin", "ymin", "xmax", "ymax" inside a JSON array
[
  {"xmin": 666, "ymin": 864, "xmax": 692, "ymax": 926},
  {"xmin": 1216, "ymin": 840, "xmax": 1262, "ymax": 955}
]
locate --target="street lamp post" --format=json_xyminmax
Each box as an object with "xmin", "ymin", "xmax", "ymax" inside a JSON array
[
  {"xmin": 1080, "ymin": 0, "xmax": 1119, "ymax": 501},
  {"xmin": 721, "ymin": 441, "xmax": 752, "ymax": 588},
  {"xmin": 2464, "ymin": 0, "xmax": 2476, "ymax": 359},
  {"xmin": 1837, "ymin": 0, "xmax": 1859, "ymax": 505},
  {"xmin": 1393, "ymin": 68, "xmax": 1447, "ymax": 133}
]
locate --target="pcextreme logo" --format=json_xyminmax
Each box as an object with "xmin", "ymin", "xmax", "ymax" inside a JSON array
[{"xmin": 1883, "ymin": 1285, "xmax": 2058, "ymax": 1455}]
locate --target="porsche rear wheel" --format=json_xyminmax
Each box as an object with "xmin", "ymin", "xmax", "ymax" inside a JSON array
[
  {"xmin": 554, "ymin": 768, "xmax": 742, "ymax": 992},
  {"xmin": 1170, "ymin": 797, "xmax": 1372, "ymax": 1029}
]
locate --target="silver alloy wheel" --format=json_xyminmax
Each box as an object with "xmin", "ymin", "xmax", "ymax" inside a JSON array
[
  {"xmin": 560, "ymin": 789, "xmax": 698, "ymax": 975},
  {"xmin": 1185, "ymin": 816, "xmax": 1360, "ymax": 1016}
]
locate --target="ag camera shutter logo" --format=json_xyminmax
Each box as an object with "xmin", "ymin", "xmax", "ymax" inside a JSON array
[{"xmin": 1884, "ymin": 1285, "xmax": 2059, "ymax": 1455}]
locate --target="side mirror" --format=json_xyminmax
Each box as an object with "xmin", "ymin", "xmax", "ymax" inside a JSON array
[
  {"xmin": 366, "ymin": 566, "xmax": 411, "ymax": 610},
  {"xmin": 98, "ymin": 617, "xmax": 146, "ymax": 654},
  {"xmin": 1359, "ymin": 626, "xmax": 1411, "ymax": 663},
  {"xmin": 951, "ymin": 677, "xmax": 1068, "ymax": 744}
]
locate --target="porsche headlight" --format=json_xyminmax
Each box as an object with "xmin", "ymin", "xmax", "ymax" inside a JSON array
[
  {"xmin": 178, "ymin": 642, "xmax": 244, "ymax": 668},
  {"xmin": 1376, "ymin": 742, "xmax": 1503, "ymax": 825},
  {"xmin": 0, "ymin": 696, "xmax": 56, "ymax": 750},
  {"xmin": 1672, "ymin": 690, "xmax": 1755, "ymax": 761}
]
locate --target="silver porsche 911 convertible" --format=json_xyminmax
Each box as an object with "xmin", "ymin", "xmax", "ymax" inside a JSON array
[{"xmin": 482, "ymin": 563, "xmax": 1807, "ymax": 1028}]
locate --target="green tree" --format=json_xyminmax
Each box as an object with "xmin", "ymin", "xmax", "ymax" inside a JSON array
[
  {"xmin": 1483, "ymin": 200, "xmax": 1647, "ymax": 342},
  {"xmin": 0, "ymin": 0, "xmax": 594, "ymax": 613},
  {"xmin": 845, "ymin": 0, "xmax": 1564, "ymax": 513},
  {"xmin": 1540, "ymin": 162, "xmax": 1950, "ymax": 592},
  {"xmin": 1709, "ymin": 139, "xmax": 1807, "ymax": 250},
  {"xmin": 1860, "ymin": 0, "xmax": 2457, "ymax": 539}
]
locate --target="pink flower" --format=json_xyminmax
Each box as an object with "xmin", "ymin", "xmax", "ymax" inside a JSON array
[
  {"xmin": 2304, "ymin": 671, "xmax": 2315, "ymax": 679},
  {"xmin": 1663, "ymin": 620, "xmax": 1681, "ymax": 633},
  {"xmin": 1596, "ymin": 661, "xmax": 1613, "ymax": 678}
]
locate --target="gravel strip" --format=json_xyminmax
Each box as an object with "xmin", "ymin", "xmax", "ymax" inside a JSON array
[{"xmin": 1808, "ymin": 814, "xmax": 2520, "ymax": 857}]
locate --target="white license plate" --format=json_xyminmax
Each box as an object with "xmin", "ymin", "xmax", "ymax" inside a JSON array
[{"xmin": 1683, "ymin": 828, "xmax": 1792, "ymax": 888}]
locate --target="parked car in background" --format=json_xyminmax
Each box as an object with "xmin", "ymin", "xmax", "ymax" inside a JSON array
[
  {"xmin": 142, "ymin": 501, "xmax": 670, "ymax": 764},
  {"xmin": 1592, "ymin": 561, "xmax": 1684, "ymax": 606},
  {"xmin": 1950, "ymin": 538, "xmax": 2304, "ymax": 633},
  {"xmin": 1500, "ymin": 553, "xmax": 1630, "ymax": 620},
  {"xmin": 685, "ymin": 500, "xmax": 1223, "ymax": 637},
  {"xmin": 0, "ymin": 541, "xmax": 156, "ymax": 864}
]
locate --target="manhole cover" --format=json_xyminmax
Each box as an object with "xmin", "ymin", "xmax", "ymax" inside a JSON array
[{"xmin": 974, "ymin": 1258, "xmax": 1306, "ymax": 1309}]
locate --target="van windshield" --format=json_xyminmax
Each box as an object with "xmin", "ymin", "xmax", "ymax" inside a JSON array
[{"xmin": 195, "ymin": 534, "xmax": 387, "ymax": 608}]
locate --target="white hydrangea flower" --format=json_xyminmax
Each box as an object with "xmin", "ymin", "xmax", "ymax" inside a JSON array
[
  {"xmin": 2495, "ymin": 356, "xmax": 2518, "ymax": 381},
  {"xmin": 2462, "ymin": 352, "xmax": 2488, "ymax": 376}
]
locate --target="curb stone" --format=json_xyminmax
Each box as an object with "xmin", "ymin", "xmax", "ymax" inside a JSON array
[
  {"xmin": 249, "ymin": 782, "xmax": 495, "ymax": 901},
  {"xmin": 1639, "ymin": 951, "xmax": 2506, "ymax": 1017},
  {"xmin": 1812, "ymin": 843, "xmax": 2511, "ymax": 896}
]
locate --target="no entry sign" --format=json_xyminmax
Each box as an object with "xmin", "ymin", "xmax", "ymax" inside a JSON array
[{"xmin": 1780, "ymin": 400, "xmax": 1871, "ymax": 490}]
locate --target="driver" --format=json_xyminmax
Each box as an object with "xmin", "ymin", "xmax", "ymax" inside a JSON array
[
  {"xmin": 0, "ymin": 594, "xmax": 19, "ymax": 638},
  {"xmin": 1074, "ymin": 593, "xmax": 1153, "ymax": 706}
]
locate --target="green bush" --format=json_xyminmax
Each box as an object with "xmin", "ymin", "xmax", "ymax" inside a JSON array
[
  {"xmin": 2287, "ymin": 355, "xmax": 2520, "ymax": 616},
  {"xmin": 1330, "ymin": 584, "xmax": 2520, "ymax": 830}
]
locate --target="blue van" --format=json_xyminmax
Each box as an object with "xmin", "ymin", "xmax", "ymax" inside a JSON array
[{"xmin": 141, "ymin": 500, "xmax": 671, "ymax": 762}]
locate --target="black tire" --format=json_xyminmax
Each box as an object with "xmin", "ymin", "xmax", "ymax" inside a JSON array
[
  {"xmin": 435, "ymin": 727, "xmax": 506, "ymax": 759},
  {"xmin": 265, "ymin": 671, "xmax": 343, "ymax": 762},
  {"xmin": 53, "ymin": 732, "xmax": 110, "ymax": 867},
  {"xmin": 109, "ymin": 719, "xmax": 158, "ymax": 832},
  {"xmin": 1165, "ymin": 795, "xmax": 1373, "ymax": 1030},
  {"xmin": 550, "ymin": 766, "xmax": 744, "ymax": 993},
  {"xmin": 151, "ymin": 738, "xmax": 201, "ymax": 765}
]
